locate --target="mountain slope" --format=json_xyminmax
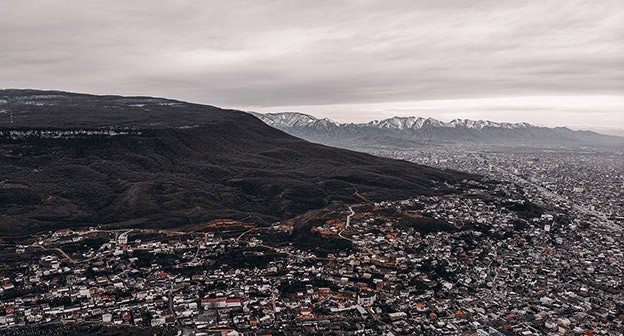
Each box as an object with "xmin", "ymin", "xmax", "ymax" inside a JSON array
[
  {"xmin": 0, "ymin": 90, "xmax": 472, "ymax": 236},
  {"xmin": 251, "ymin": 112, "xmax": 623, "ymax": 147}
]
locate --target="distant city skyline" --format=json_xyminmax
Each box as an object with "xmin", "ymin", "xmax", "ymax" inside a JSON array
[{"xmin": 1, "ymin": 1, "xmax": 623, "ymax": 130}]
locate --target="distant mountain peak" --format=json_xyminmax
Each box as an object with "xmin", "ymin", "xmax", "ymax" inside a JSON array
[
  {"xmin": 250, "ymin": 111, "xmax": 621, "ymax": 147},
  {"xmin": 448, "ymin": 118, "xmax": 531, "ymax": 129},
  {"xmin": 252, "ymin": 112, "xmax": 535, "ymax": 131},
  {"xmin": 369, "ymin": 116, "xmax": 425, "ymax": 130},
  {"xmin": 250, "ymin": 111, "xmax": 344, "ymax": 131}
]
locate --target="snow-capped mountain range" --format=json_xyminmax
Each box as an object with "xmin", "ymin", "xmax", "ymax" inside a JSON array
[
  {"xmin": 368, "ymin": 116, "xmax": 532, "ymax": 130},
  {"xmin": 254, "ymin": 112, "xmax": 341, "ymax": 131},
  {"xmin": 252, "ymin": 112, "xmax": 532, "ymax": 131},
  {"xmin": 250, "ymin": 112, "xmax": 621, "ymax": 147}
]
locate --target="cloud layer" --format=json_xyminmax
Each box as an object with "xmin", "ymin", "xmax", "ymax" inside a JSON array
[{"xmin": 1, "ymin": 0, "xmax": 622, "ymax": 127}]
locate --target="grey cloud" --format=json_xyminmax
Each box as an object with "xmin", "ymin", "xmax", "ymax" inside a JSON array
[{"xmin": 0, "ymin": 0, "xmax": 622, "ymax": 126}]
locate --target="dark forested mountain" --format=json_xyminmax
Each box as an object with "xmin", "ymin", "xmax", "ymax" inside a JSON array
[
  {"xmin": 0, "ymin": 90, "xmax": 472, "ymax": 235},
  {"xmin": 251, "ymin": 112, "xmax": 623, "ymax": 148}
]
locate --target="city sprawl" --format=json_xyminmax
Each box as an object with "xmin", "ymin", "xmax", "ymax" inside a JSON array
[{"xmin": 1, "ymin": 144, "xmax": 623, "ymax": 335}]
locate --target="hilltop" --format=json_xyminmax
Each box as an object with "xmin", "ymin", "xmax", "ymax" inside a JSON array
[{"xmin": 0, "ymin": 90, "xmax": 473, "ymax": 235}]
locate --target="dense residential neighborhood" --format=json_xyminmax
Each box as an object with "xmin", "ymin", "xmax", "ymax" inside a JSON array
[{"xmin": 1, "ymin": 161, "xmax": 622, "ymax": 335}]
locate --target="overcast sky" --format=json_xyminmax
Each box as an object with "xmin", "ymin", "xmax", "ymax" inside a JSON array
[{"xmin": 2, "ymin": 0, "xmax": 623, "ymax": 129}]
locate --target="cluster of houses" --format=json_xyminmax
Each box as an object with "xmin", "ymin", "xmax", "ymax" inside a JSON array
[
  {"xmin": 0, "ymin": 129, "xmax": 139, "ymax": 139},
  {"xmin": 0, "ymin": 180, "xmax": 622, "ymax": 335}
]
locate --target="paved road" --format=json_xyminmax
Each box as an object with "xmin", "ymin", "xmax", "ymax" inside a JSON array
[
  {"xmin": 33, "ymin": 245, "xmax": 76, "ymax": 263},
  {"xmin": 346, "ymin": 206, "xmax": 355, "ymax": 228},
  {"xmin": 338, "ymin": 206, "xmax": 356, "ymax": 241},
  {"xmin": 495, "ymin": 166, "xmax": 620, "ymax": 232},
  {"xmin": 338, "ymin": 228, "xmax": 354, "ymax": 242},
  {"xmin": 168, "ymin": 286, "xmax": 184, "ymax": 333}
]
